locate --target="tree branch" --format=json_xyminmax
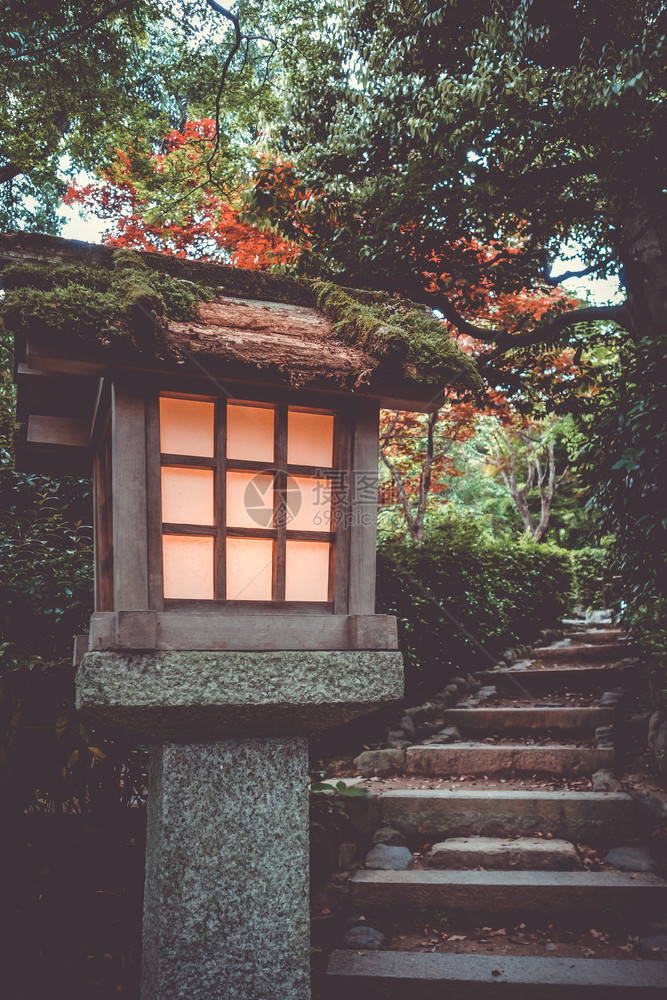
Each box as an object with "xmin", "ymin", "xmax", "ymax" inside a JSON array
[
  {"xmin": 399, "ymin": 276, "xmax": 501, "ymax": 340},
  {"xmin": 202, "ymin": 3, "xmax": 277, "ymax": 185},
  {"xmin": 204, "ymin": 0, "xmax": 239, "ymax": 19},
  {"xmin": 544, "ymin": 257, "xmax": 615, "ymax": 286},
  {"xmin": 380, "ymin": 410, "xmax": 401, "ymax": 449},
  {"xmin": 534, "ymin": 442, "xmax": 556, "ymax": 542},
  {"xmin": 204, "ymin": 1, "xmax": 242, "ymax": 177},
  {"xmin": 399, "ymin": 272, "xmax": 630, "ymax": 362},
  {"xmin": 414, "ymin": 409, "xmax": 439, "ymax": 543},
  {"xmin": 485, "ymin": 304, "xmax": 630, "ymax": 358},
  {"xmin": 379, "ymin": 448, "xmax": 418, "ymax": 542}
]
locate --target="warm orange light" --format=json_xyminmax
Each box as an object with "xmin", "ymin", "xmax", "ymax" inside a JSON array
[
  {"xmin": 160, "ymin": 397, "xmax": 214, "ymax": 457},
  {"xmin": 226, "ymin": 537, "xmax": 273, "ymax": 600},
  {"xmin": 161, "ymin": 467, "xmax": 214, "ymax": 525},
  {"xmin": 287, "ymin": 410, "xmax": 333, "ymax": 467},
  {"xmin": 158, "ymin": 397, "xmax": 339, "ymax": 603},
  {"xmin": 227, "ymin": 403, "xmax": 275, "ymax": 462},
  {"xmin": 287, "ymin": 476, "xmax": 331, "ymax": 532},
  {"xmin": 285, "ymin": 540, "xmax": 330, "ymax": 602},
  {"xmin": 163, "ymin": 534, "xmax": 214, "ymax": 599},
  {"xmin": 226, "ymin": 471, "xmax": 274, "ymax": 528}
]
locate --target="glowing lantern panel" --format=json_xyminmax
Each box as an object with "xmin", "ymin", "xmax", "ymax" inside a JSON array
[
  {"xmin": 227, "ymin": 403, "xmax": 275, "ymax": 462},
  {"xmin": 287, "ymin": 410, "xmax": 333, "ymax": 467},
  {"xmin": 160, "ymin": 397, "xmax": 214, "ymax": 457},
  {"xmin": 163, "ymin": 535, "xmax": 214, "ymax": 600},
  {"xmin": 226, "ymin": 537, "xmax": 274, "ymax": 600},
  {"xmin": 160, "ymin": 397, "xmax": 336, "ymax": 603},
  {"xmin": 161, "ymin": 467, "xmax": 214, "ymax": 525},
  {"xmin": 285, "ymin": 540, "xmax": 331, "ymax": 602}
]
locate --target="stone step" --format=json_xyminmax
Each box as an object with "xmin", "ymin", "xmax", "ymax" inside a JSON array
[
  {"xmin": 351, "ymin": 869, "xmax": 666, "ymax": 917},
  {"xmin": 535, "ymin": 642, "xmax": 629, "ymax": 662},
  {"xmin": 324, "ymin": 951, "xmax": 667, "ymax": 999},
  {"xmin": 380, "ymin": 789, "xmax": 636, "ymax": 845},
  {"xmin": 475, "ymin": 665, "xmax": 625, "ymax": 693},
  {"xmin": 566, "ymin": 630, "xmax": 627, "ymax": 644},
  {"xmin": 406, "ymin": 743, "xmax": 614, "ymax": 777},
  {"xmin": 426, "ymin": 836, "xmax": 581, "ymax": 870},
  {"xmin": 441, "ymin": 706, "xmax": 615, "ymax": 733}
]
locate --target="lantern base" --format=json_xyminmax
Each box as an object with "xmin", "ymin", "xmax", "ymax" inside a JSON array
[
  {"xmin": 76, "ymin": 649, "xmax": 404, "ymax": 739},
  {"xmin": 142, "ymin": 737, "xmax": 310, "ymax": 1000}
]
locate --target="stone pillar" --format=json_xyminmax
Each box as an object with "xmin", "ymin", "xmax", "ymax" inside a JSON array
[
  {"xmin": 76, "ymin": 649, "xmax": 404, "ymax": 1000},
  {"xmin": 141, "ymin": 738, "xmax": 309, "ymax": 1000}
]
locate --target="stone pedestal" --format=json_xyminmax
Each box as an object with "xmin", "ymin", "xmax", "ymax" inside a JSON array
[
  {"xmin": 76, "ymin": 650, "xmax": 403, "ymax": 740},
  {"xmin": 142, "ymin": 738, "xmax": 309, "ymax": 1000},
  {"xmin": 76, "ymin": 648, "xmax": 403, "ymax": 1000}
]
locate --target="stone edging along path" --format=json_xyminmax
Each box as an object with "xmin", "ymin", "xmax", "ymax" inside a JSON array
[{"xmin": 315, "ymin": 615, "xmax": 667, "ymax": 999}]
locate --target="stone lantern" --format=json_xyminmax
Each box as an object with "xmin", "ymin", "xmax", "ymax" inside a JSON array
[{"xmin": 5, "ymin": 232, "xmax": 479, "ymax": 1000}]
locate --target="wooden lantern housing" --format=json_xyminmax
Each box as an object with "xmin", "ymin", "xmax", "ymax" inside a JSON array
[{"xmin": 4, "ymin": 233, "xmax": 479, "ymax": 658}]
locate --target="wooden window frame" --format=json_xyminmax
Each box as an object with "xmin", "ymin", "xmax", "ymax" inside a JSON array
[{"xmin": 147, "ymin": 389, "xmax": 352, "ymax": 613}]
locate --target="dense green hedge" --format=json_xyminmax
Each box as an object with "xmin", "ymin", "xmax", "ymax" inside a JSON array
[
  {"xmin": 570, "ymin": 545, "xmax": 622, "ymax": 611},
  {"xmin": 377, "ymin": 516, "xmax": 573, "ymax": 694}
]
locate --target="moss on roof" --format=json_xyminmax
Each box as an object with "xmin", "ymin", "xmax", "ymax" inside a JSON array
[
  {"xmin": 1, "ymin": 243, "xmax": 481, "ymax": 392},
  {"xmin": 310, "ymin": 281, "xmax": 482, "ymax": 390},
  {"xmin": 1, "ymin": 252, "xmax": 213, "ymax": 360}
]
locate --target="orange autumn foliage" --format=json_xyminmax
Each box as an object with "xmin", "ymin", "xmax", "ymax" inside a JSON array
[{"xmin": 65, "ymin": 120, "xmax": 300, "ymax": 269}]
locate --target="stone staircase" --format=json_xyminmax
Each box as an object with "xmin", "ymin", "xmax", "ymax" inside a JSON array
[{"xmin": 321, "ymin": 624, "xmax": 667, "ymax": 998}]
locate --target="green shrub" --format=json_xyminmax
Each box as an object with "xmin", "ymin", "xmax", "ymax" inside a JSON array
[
  {"xmin": 376, "ymin": 514, "xmax": 573, "ymax": 694},
  {"xmin": 630, "ymin": 598, "xmax": 667, "ymax": 709},
  {"xmin": 570, "ymin": 544, "xmax": 622, "ymax": 611}
]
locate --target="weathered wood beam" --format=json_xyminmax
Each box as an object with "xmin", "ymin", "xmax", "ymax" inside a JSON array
[
  {"xmin": 349, "ymin": 399, "xmax": 380, "ymax": 615},
  {"xmin": 88, "ymin": 611, "xmax": 399, "ymax": 651},
  {"xmin": 111, "ymin": 382, "xmax": 149, "ymax": 610},
  {"xmin": 27, "ymin": 414, "xmax": 90, "ymax": 447}
]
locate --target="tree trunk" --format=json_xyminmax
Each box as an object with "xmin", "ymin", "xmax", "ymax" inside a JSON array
[
  {"xmin": 491, "ymin": 430, "xmax": 558, "ymax": 542},
  {"xmin": 379, "ymin": 408, "xmax": 441, "ymax": 545},
  {"xmin": 533, "ymin": 442, "xmax": 556, "ymax": 543},
  {"xmin": 619, "ymin": 198, "xmax": 667, "ymax": 350}
]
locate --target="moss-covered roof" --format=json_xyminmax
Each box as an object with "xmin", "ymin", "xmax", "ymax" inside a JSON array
[
  {"xmin": 309, "ymin": 281, "xmax": 481, "ymax": 391},
  {"xmin": 0, "ymin": 231, "xmax": 482, "ymax": 398}
]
